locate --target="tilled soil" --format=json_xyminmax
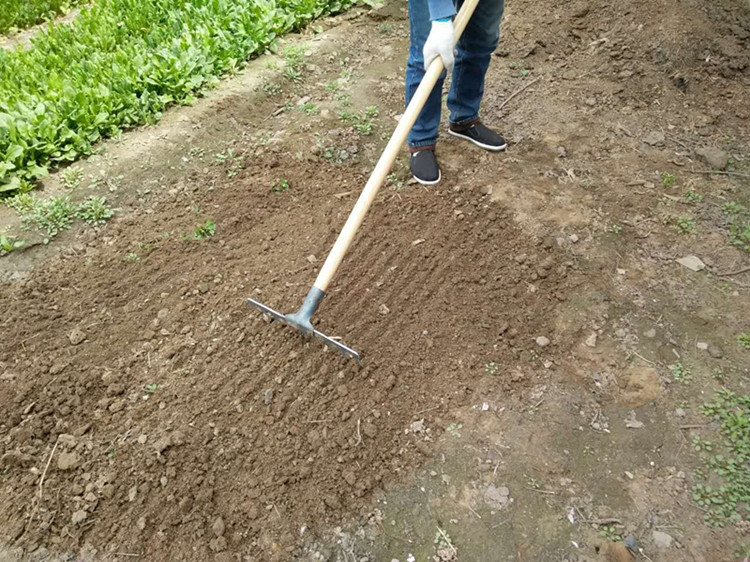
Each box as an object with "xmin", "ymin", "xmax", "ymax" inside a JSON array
[{"xmin": 0, "ymin": 138, "xmax": 569, "ymax": 560}]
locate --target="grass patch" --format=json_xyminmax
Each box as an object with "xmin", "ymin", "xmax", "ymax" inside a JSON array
[
  {"xmin": 271, "ymin": 178, "xmax": 291, "ymax": 194},
  {"xmin": 670, "ymin": 363, "xmax": 692, "ymax": 384},
  {"xmin": 691, "ymin": 389, "xmax": 750, "ymax": 527},
  {"xmin": 340, "ymin": 105, "xmax": 379, "ymax": 135},
  {"xmin": 0, "ymin": 0, "xmax": 357, "ymax": 193},
  {"xmin": 190, "ymin": 219, "xmax": 216, "ymax": 240},
  {"xmin": 721, "ymin": 201, "xmax": 750, "ymax": 252},
  {"xmin": 738, "ymin": 333, "xmax": 750, "ymax": 350}
]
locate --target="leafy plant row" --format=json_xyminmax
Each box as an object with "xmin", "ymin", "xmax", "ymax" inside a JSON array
[
  {"xmin": 0, "ymin": 0, "xmax": 85, "ymax": 35},
  {"xmin": 0, "ymin": 0, "xmax": 357, "ymax": 193}
]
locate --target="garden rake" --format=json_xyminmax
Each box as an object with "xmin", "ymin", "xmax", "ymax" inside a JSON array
[{"xmin": 247, "ymin": 0, "xmax": 481, "ymax": 363}]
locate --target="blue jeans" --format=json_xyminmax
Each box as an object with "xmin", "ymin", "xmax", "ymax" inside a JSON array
[{"xmin": 406, "ymin": 0, "xmax": 504, "ymax": 148}]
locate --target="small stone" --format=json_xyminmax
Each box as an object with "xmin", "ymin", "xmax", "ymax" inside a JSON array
[
  {"xmin": 410, "ymin": 420, "xmax": 424, "ymax": 433},
  {"xmin": 363, "ymin": 423, "xmax": 377, "ymax": 438},
  {"xmin": 652, "ymin": 530, "xmax": 674, "ymax": 549},
  {"xmin": 535, "ymin": 336, "xmax": 550, "ymax": 347},
  {"xmin": 379, "ymin": 304, "xmax": 390, "ymax": 316},
  {"xmin": 157, "ymin": 308, "xmax": 169, "ymax": 320},
  {"xmin": 514, "ymin": 254, "xmax": 527, "ymax": 264},
  {"xmin": 136, "ymin": 516, "xmax": 146, "ymax": 531},
  {"xmin": 707, "ymin": 344, "xmax": 723, "ymax": 359},
  {"xmin": 585, "ymin": 333, "xmax": 597, "ymax": 348},
  {"xmin": 695, "ymin": 147, "xmax": 729, "ymax": 170},
  {"xmin": 342, "ymin": 470, "xmax": 357, "ymax": 486},
  {"xmin": 306, "ymin": 255, "xmax": 317, "ymax": 264},
  {"xmin": 479, "ymin": 185, "xmax": 493, "ymax": 195},
  {"xmin": 72, "ymin": 510, "xmax": 88, "ymax": 525},
  {"xmin": 643, "ymin": 131, "xmax": 665, "ymax": 146},
  {"xmin": 644, "ymin": 328, "xmax": 656, "ymax": 339},
  {"xmin": 58, "ymin": 434, "xmax": 77, "ymax": 448},
  {"xmin": 385, "ymin": 375, "xmax": 396, "ymax": 389},
  {"xmin": 484, "ymin": 484, "xmax": 511, "ymax": 509},
  {"xmin": 264, "ymin": 389, "xmax": 274, "ymax": 404},
  {"xmin": 624, "ymin": 535, "xmax": 639, "ymax": 555},
  {"xmin": 57, "ymin": 452, "xmax": 80, "ymax": 471},
  {"xmin": 153, "ymin": 435, "xmax": 172, "ymax": 455},
  {"xmin": 212, "ymin": 517, "xmax": 226, "ymax": 537},
  {"xmin": 569, "ymin": 233, "xmax": 579, "ymax": 243},
  {"xmin": 336, "ymin": 384, "xmax": 348, "ymax": 396},
  {"xmin": 49, "ymin": 362, "xmax": 68, "ymax": 375},
  {"xmin": 696, "ymin": 341, "xmax": 708, "ymax": 350},
  {"xmin": 108, "ymin": 399, "xmax": 125, "ymax": 413},
  {"xmin": 128, "ymin": 486, "xmax": 138, "ymax": 502},
  {"xmin": 676, "ymin": 255, "xmax": 705, "ymax": 272},
  {"xmin": 68, "ymin": 328, "xmax": 86, "ymax": 346},
  {"xmin": 675, "ymin": 408, "xmax": 686, "ymax": 417}
]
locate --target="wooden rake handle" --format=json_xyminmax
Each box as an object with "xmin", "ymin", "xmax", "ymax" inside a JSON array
[{"xmin": 312, "ymin": 0, "xmax": 481, "ymax": 292}]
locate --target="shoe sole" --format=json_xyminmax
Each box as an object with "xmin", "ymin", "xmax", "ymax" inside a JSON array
[
  {"xmin": 411, "ymin": 169, "xmax": 441, "ymax": 186},
  {"xmin": 448, "ymin": 129, "xmax": 507, "ymax": 152}
]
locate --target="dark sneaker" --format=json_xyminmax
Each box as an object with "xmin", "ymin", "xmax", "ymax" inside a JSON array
[
  {"xmin": 409, "ymin": 149, "xmax": 441, "ymax": 185},
  {"xmin": 448, "ymin": 122, "xmax": 507, "ymax": 151}
]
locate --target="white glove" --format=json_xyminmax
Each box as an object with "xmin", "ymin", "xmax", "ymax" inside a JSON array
[{"xmin": 423, "ymin": 20, "xmax": 455, "ymax": 72}]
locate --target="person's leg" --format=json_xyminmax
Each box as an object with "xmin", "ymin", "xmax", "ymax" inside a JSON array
[
  {"xmin": 447, "ymin": 0, "xmax": 504, "ymax": 127},
  {"xmin": 406, "ymin": 0, "xmax": 447, "ymax": 150}
]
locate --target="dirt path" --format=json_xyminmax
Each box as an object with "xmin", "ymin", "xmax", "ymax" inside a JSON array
[{"xmin": 1, "ymin": 1, "xmax": 749, "ymax": 561}]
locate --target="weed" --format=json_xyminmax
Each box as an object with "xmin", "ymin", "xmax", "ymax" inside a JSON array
[
  {"xmin": 261, "ymin": 80, "xmax": 283, "ymax": 95},
  {"xmin": 723, "ymin": 201, "xmax": 743, "ymax": 215},
  {"xmin": 519, "ymin": 68, "xmax": 530, "ymax": 77},
  {"xmin": 61, "ymin": 166, "xmax": 84, "ymax": 189},
  {"xmin": 661, "ymin": 172, "xmax": 676, "ymax": 187},
  {"xmin": 272, "ymin": 178, "xmax": 291, "ymax": 194},
  {"xmin": 334, "ymin": 92, "xmax": 352, "ymax": 107},
  {"xmin": 191, "ymin": 220, "xmax": 216, "ymax": 240},
  {"xmin": 737, "ymin": 333, "xmax": 750, "ymax": 350},
  {"xmin": 76, "ymin": 196, "xmax": 114, "ymax": 225},
  {"xmin": 433, "ymin": 528, "xmax": 456, "ymax": 558},
  {"xmin": 24, "ymin": 196, "xmax": 76, "ymax": 237},
  {"xmin": 607, "ymin": 224, "xmax": 623, "ymax": 235},
  {"xmin": 299, "ymin": 101, "xmax": 319, "ymax": 115},
  {"xmin": 734, "ymin": 544, "xmax": 750, "ymax": 559},
  {"xmin": 144, "ymin": 383, "xmax": 159, "ymax": 394},
  {"xmin": 263, "ymin": 59, "xmax": 281, "ymax": 70},
  {"xmin": 729, "ymin": 221, "xmax": 750, "ymax": 252},
  {"xmin": 670, "ymin": 363, "xmax": 692, "ymax": 384},
  {"xmin": 484, "ymin": 361, "xmax": 499, "ymax": 376},
  {"xmin": 665, "ymin": 215, "xmax": 695, "ymax": 234},
  {"xmin": 386, "ymin": 173, "xmax": 404, "ymax": 191},
  {"xmin": 339, "ymin": 68, "xmax": 353, "ymax": 81},
  {"xmin": 215, "ymin": 148, "xmax": 243, "ymax": 178},
  {"xmin": 0, "ymin": 235, "xmax": 25, "ymax": 255},
  {"xmin": 105, "ymin": 450, "xmax": 116, "ymax": 460},
  {"xmin": 599, "ymin": 525, "xmax": 622, "ymax": 542},
  {"xmin": 4, "ymin": 192, "xmax": 37, "ymax": 214},
  {"xmin": 324, "ymin": 79, "xmax": 340, "ymax": 92},
  {"xmin": 340, "ymin": 106, "xmax": 379, "ymax": 136},
  {"xmin": 712, "ymin": 369, "xmax": 725, "ymax": 382},
  {"xmin": 124, "ymin": 252, "xmax": 141, "ymax": 262},
  {"xmin": 691, "ymin": 389, "xmax": 750, "ymax": 527},
  {"xmin": 377, "ymin": 22, "xmax": 394, "ymax": 34},
  {"xmin": 684, "ymin": 189, "xmax": 703, "ymax": 204},
  {"xmin": 284, "ymin": 66, "xmax": 302, "ymax": 82}
]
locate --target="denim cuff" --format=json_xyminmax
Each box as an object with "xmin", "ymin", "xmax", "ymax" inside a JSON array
[{"xmin": 408, "ymin": 138, "xmax": 439, "ymax": 149}]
